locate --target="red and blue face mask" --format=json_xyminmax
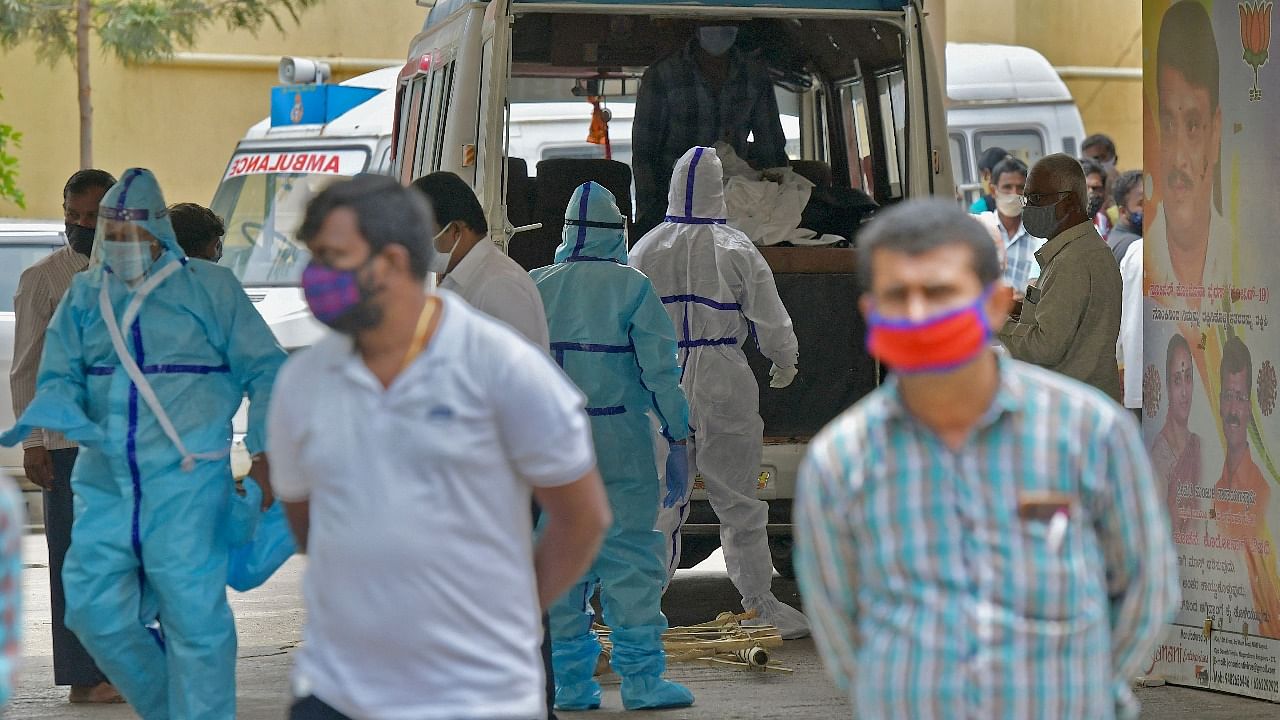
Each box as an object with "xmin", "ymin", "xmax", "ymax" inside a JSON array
[
  {"xmin": 301, "ymin": 260, "xmax": 383, "ymax": 333},
  {"xmin": 865, "ymin": 291, "xmax": 993, "ymax": 374}
]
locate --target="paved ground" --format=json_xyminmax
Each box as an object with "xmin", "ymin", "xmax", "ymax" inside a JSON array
[{"xmin": 9, "ymin": 536, "xmax": 1280, "ymax": 719}]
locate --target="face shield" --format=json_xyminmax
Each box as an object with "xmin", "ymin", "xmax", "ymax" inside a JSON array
[
  {"xmin": 90, "ymin": 168, "xmax": 185, "ymax": 287},
  {"xmin": 92, "ymin": 214, "xmax": 164, "ymax": 287}
]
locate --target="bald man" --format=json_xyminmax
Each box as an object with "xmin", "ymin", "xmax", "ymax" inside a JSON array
[{"xmin": 998, "ymin": 154, "xmax": 1123, "ymax": 401}]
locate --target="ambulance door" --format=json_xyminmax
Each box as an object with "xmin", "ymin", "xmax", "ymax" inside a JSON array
[
  {"xmin": 477, "ymin": 0, "xmax": 515, "ymax": 249},
  {"xmin": 904, "ymin": 0, "xmax": 954, "ymax": 198}
]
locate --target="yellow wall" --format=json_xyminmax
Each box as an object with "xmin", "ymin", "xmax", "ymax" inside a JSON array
[
  {"xmin": 948, "ymin": 0, "xmax": 1144, "ymax": 172},
  {"xmin": 0, "ymin": 0, "xmax": 422, "ymax": 219}
]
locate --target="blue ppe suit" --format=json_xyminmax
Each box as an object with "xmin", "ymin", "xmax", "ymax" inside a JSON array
[
  {"xmin": 529, "ymin": 182, "xmax": 694, "ymax": 711},
  {"xmin": 0, "ymin": 169, "xmax": 286, "ymax": 719}
]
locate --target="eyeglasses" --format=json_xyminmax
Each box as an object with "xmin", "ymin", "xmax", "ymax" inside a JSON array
[{"xmin": 1020, "ymin": 191, "xmax": 1071, "ymax": 207}]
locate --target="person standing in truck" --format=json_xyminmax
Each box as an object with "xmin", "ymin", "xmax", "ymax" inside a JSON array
[{"xmin": 632, "ymin": 23, "xmax": 789, "ymax": 237}]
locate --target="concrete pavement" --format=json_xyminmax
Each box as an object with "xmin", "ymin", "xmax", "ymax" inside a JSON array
[{"xmin": 10, "ymin": 536, "xmax": 1280, "ymax": 719}]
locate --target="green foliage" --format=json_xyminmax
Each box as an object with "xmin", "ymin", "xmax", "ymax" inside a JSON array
[
  {"xmin": 0, "ymin": 0, "xmax": 322, "ymax": 66},
  {"xmin": 0, "ymin": 91, "xmax": 25, "ymax": 209}
]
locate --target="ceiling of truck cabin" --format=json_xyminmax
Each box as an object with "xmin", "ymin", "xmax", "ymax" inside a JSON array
[{"xmin": 510, "ymin": 15, "xmax": 906, "ymax": 87}]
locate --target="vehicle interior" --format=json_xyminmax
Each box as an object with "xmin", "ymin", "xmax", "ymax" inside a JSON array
[{"xmin": 496, "ymin": 14, "xmax": 911, "ymax": 438}]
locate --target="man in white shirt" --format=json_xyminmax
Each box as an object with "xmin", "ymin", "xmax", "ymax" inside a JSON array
[
  {"xmin": 975, "ymin": 156, "xmax": 1047, "ymax": 298},
  {"xmin": 413, "ymin": 172, "xmax": 550, "ymax": 351},
  {"xmin": 412, "ymin": 171, "xmax": 558, "ymax": 719},
  {"xmin": 272, "ymin": 175, "xmax": 611, "ymax": 720}
]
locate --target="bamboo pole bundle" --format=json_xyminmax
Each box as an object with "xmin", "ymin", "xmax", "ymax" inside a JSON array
[{"xmin": 591, "ymin": 610, "xmax": 792, "ymax": 674}]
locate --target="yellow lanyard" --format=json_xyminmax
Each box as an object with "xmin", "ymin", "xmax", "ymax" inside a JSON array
[{"xmin": 401, "ymin": 296, "xmax": 438, "ymax": 372}]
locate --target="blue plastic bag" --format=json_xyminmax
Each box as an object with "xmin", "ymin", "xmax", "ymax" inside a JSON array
[{"xmin": 226, "ymin": 479, "xmax": 297, "ymax": 592}]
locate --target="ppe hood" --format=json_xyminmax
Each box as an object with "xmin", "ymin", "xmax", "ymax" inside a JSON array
[
  {"xmin": 664, "ymin": 146, "xmax": 728, "ymax": 223},
  {"xmin": 555, "ymin": 181, "xmax": 628, "ymax": 263}
]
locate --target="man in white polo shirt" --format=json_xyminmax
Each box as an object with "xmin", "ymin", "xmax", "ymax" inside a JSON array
[{"xmin": 270, "ymin": 175, "xmax": 611, "ymax": 720}]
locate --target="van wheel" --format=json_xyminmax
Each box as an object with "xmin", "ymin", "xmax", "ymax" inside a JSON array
[{"xmin": 769, "ymin": 536, "xmax": 796, "ymax": 580}]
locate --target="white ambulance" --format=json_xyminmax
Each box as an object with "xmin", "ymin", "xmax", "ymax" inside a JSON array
[{"xmin": 388, "ymin": 0, "xmax": 952, "ymax": 576}]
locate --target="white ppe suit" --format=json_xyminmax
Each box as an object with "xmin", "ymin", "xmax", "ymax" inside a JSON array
[{"xmin": 629, "ymin": 146, "xmax": 809, "ymax": 639}]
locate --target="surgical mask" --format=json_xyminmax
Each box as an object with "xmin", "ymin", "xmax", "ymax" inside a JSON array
[
  {"xmin": 1021, "ymin": 195, "xmax": 1066, "ymax": 239},
  {"xmin": 65, "ymin": 223, "xmax": 95, "ymax": 256},
  {"xmin": 866, "ymin": 292, "xmax": 992, "ymax": 374},
  {"xmin": 1086, "ymin": 193, "xmax": 1104, "ymax": 218},
  {"xmin": 301, "ymin": 260, "xmax": 383, "ymax": 333},
  {"xmin": 428, "ymin": 223, "xmax": 456, "ymax": 275},
  {"xmin": 995, "ymin": 192, "xmax": 1023, "ymax": 217},
  {"xmin": 1129, "ymin": 210, "xmax": 1144, "ymax": 235},
  {"xmin": 698, "ymin": 26, "xmax": 738, "ymax": 56},
  {"xmin": 103, "ymin": 240, "xmax": 152, "ymax": 286}
]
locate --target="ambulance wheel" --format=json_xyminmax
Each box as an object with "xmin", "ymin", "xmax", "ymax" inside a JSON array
[
  {"xmin": 678, "ymin": 535, "xmax": 720, "ymax": 569},
  {"xmin": 769, "ymin": 536, "xmax": 796, "ymax": 580}
]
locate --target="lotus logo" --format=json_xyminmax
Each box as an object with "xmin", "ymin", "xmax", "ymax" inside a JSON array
[{"xmin": 1240, "ymin": 0, "xmax": 1274, "ymax": 101}]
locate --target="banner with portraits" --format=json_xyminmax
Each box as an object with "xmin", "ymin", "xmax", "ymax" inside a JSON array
[{"xmin": 1143, "ymin": 0, "xmax": 1280, "ymax": 701}]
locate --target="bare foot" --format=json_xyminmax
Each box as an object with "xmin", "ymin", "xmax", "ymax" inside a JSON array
[{"xmin": 68, "ymin": 682, "xmax": 125, "ymax": 704}]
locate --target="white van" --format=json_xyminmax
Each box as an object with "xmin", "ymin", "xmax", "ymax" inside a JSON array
[
  {"xmin": 946, "ymin": 42, "xmax": 1087, "ymax": 207},
  {"xmin": 389, "ymin": 0, "xmax": 952, "ymax": 576}
]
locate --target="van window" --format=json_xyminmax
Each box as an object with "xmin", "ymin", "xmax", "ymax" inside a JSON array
[
  {"xmin": 542, "ymin": 142, "xmax": 633, "ymax": 166},
  {"xmin": 429, "ymin": 63, "xmax": 457, "ymax": 171},
  {"xmin": 949, "ymin": 133, "xmax": 970, "ymax": 185},
  {"xmin": 976, "ymin": 130, "xmax": 1045, "ymax": 167},
  {"xmin": 412, "ymin": 62, "xmax": 457, "ymax": 178},
  {"xmin": 396, "ymin": 79, "xmax": 428, "ymax": 184},
  {"xmin": 837, "ymin": 83, "xmax": 867, "ymax": 191},
  {"xmin": 877, "ymin": 70, "xmax": 907, "ymax": 199}
]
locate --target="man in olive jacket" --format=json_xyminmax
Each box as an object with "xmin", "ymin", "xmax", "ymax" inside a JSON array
[{"xmin": 998, "ymin": 154, "xmax": 1123, "ymax": 401}]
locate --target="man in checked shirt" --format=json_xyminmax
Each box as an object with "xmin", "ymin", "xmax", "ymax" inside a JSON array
[
  {"xmin": 795, "ymin": 199, "xmax": 1178, "ymax": 720},
  {"xmin": 632, "ymin": 23, "xmax": 788, "ymax": 237}
]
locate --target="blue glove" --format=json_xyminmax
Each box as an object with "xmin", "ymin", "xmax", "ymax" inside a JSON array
[{"xmin": 663, "ymin": 442, "xmax": 689, "ymax": 509}]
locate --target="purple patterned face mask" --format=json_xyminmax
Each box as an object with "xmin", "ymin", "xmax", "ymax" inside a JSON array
[{"xmin": 301, "ymin": 260, "xmax": 382, "ymax": 333}]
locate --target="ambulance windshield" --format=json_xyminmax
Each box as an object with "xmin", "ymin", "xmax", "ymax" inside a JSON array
[{"xmin": 210, "ymin": 148, "xmax": 369, "ymax": 286}]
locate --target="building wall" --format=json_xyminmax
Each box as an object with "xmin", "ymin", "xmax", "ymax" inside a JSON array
[
  {"xmin": 948, "ymin": 0, "xmax": 1144, "ymax": 173},
  {"xmin": 0, "ymin": 1, "xmax": 420, "ymax": 218}
]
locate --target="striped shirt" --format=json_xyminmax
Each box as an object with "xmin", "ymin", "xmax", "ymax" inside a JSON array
[
  {"xmin": 10, "ymin": 245, "xmax": 88, "ymax": 450},
  {"xmin": 795, "ymin": 356, "xmax": 1178, "ymax": 720},
  {"xmin": 976, "ymin": 211, "xmax": 1046, "ymax": 295}
]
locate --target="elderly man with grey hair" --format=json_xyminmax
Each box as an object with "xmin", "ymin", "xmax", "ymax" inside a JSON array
[{"xmin": 998, "ymin": 153, "xmax": 1123, "ymax": 401}]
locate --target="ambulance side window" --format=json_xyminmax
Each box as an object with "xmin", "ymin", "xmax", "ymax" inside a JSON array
[
  {"xmin": 397, "ymin": 79, "xmax": 428, "ymax": 185},
  {"xmin": 838, "ymin": 80, "xmax": 874, "ymax": 193},
  {"xmin": 877, "ymin": 70, "xmax": 907, "ymax": 199},
  {"xmin": 412, "ymin": 61, "xmax": 457, "ymax": 179},
  {"xmin": 430, "ymin": 63, "xmax": 457, "ymax": 171}
]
